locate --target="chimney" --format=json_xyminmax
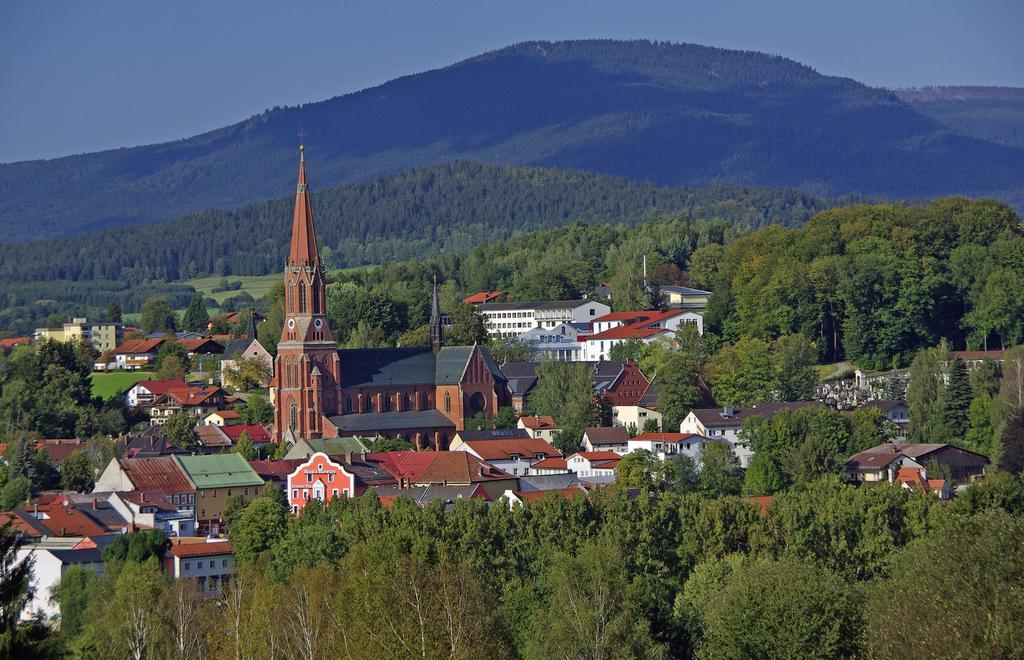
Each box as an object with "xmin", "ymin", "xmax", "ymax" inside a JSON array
[
  {"xmin": 92, "ymin": 498, "xmax": 98, "ymax": 511},
  {"xmin": 723, "ymin": 405, "xmax": 734, "ymax": 417},
  {"xmin": 141, "ymin": 492, "xmax": 147, "ymax": 503}
]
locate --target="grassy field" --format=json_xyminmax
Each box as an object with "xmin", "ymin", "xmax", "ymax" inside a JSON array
[
  {"xmin": 185, "ymin": 274, "xmax": 281, "ymax": 305},
  {"xmin": 91, "ymin": 371, "xmax": 156, "ymax": 400}
]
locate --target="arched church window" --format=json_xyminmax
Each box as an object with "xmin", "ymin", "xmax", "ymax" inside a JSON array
[
  {"xmin": 289, "ymin": 401, "xmax": 298, "ymax": 431},
  {"xmin": 444, "ymin": 392, "xmax": 451, "ymax": 413},
  {"xmin": 311, "ymin": 282, "xmax": 320, "ymax": 314},
  {"xmin": 298, "ymin": 282, "xmax": 307, "ymax": 313},
  {"xmin": 384, "ymin": 394, "xmax": 392, "ymax": 412},
  {"xmin": 345, "ymin": 396, "xmax": 353, "ymax": 413}
]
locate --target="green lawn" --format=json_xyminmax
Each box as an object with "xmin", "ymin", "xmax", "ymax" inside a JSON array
[
  {"xmin": 185, "ymin": 274, "xmax": 281, "ymax": 305},
  {"xmin": 91, "ymin": 371, "xmax": 156, "ymax": 400}
]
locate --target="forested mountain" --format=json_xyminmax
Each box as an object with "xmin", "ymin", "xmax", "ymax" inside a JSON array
[
  {"xmin": 3, "ymin": 39, "xmax": 1023, "ymax": 242},
  {"xmin": 897, "ymin": 86, "xmax": 1024, "ymax": 149}
]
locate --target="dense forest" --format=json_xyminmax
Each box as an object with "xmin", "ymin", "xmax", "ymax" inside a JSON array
[
  {"xmin": 0, "ymin": 163, "xmax": 834, "ymax": 334},
  {"xmin": 12, "ymin": 472, "xmax": 1024, "ymax": 658},
  {"xmin": 897, "ymin": 86, "xmax": 1024, "ymax": 149},
  {"xmin": 287, "ymin": 196, "xmax": 1022, "ymax": 372},
  {"xmin": 2, "ymin": 39, "xmax": 1022, "ymax": 242}
]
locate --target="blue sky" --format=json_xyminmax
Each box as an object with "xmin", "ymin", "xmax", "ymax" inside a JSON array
[{"xmin": 1, "ymin": 0, "xmax": 1021, "ymax": 162}]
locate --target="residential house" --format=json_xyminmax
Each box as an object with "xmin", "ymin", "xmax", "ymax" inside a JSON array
[
  {"xmin": 220, "ymin": 424, "xmax": 273, "ymax": 449},
  {"xmin": 0, "ymin": 337, "xmax": 31, "ymax": 355},
  {"xmin": 163, "ymin": 539, "xmax": 235, "ymax": 595},
  {"xmin": 114, "ymin": 338, "xmax": 165, "ymax": 370},
  {"xmin": 94, "ymin": 456, "xmax": 196, "ymax": 512},
  {"xmin": 148, "ymin": 386, "xmax": 228, "ymax": 424},
  {"xmin": 627, "ymin": 432, "xmax": 703, "ymax": 459},
  {"xmin": 658, "ymin": 285, "xmax": 712, "ymax": 310},
  {"xmin": 518, "ymin": 323, "xmax": 586, "ymax": 362},
  {"xmin": 566, "ymin": 452, "xmax": 621, "ymax": 482},
  {"xmin": 503, "ymin": 359, "xmax": 652, "ymax": 412},
  {"xmin": 17, "ymin": 536, "xmax": 112, "ymax": 621},
  {"xmin": 845, "ymin": 442, "xmax": 988, "ymax": 484},
  {"xmin": 894, "ymin": 466, "xmax": 950, "ymax": 499},
  {"xmin": 518, "ymin": 415, "xmax": 560, "ymax": 443},
  {"xmin": 248, "ymin": 459, "xmax": 296, "ymax": 491},
  {"xmin": 105, "ymin": 491, "xmax": 196, "ymax": 537},
  {"xmin": 202, "ymin": 409, "xmax": 242, "ymax": 426},
  {"xmin": 477, "ymin": 299, "xmax": 610, "ymax": 339},
  {"xmin": 613, "ymin": 405, "xmax": 662, "ymax": 432},
  {"xmin": 861, "ymin": 400, "xmax": 910, "ymax": 438},
  {"xmin": 368, "ymin": 451, "xmax": 517, "ymax": 499},
  {"xmin": 451, "ymin": 437, "xmax": 562, "ymax": 477},
  {"xmin": 679, "ymin": 402, "xmax": 823, "ymax": 467},
  {"xmin": 582, "ymin": 309, "xmax": 703, "ymax": 361},
  {"xmin": 179, "ymin": 338, "xmax": 225, "ymax": 357},
  {"xmin": 196, "ymin": 425, "xmax": 234, "ymax": 453},
  {"xmin": 220, "ymin": 337, "xmax": 273, "ymax": 389},
  {"xmin": 581, "ymin": 426, "xmax": 631, "ymax": 454},
  {"xmin": 125, "ymin": 380, "xmax": 189, "ymax": 408},
  {"xmin": 174, "ymin": 454, "xmax": 264, "ymax": 535}
]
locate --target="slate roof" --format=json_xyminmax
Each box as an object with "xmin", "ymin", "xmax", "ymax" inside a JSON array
[
  {"xmin": 48, "ymin": 547, "xmax": 104, "ymax": 564},
  {"xmin": 638, "ymin": 377, "xmax": 660, "ymax": 408},
  {"xmin": 370, "ymin": 483, "xmax": 491, "ymax": 506},
  {"xmin": 174, "ymin": 454, "xmax": 264, "ymax": 489},
  {"xmin": 583, "ymin": 426, "xmax": 631, "ymax": 446},
  {"xmin": 336, "ymin": 345, "xmax": 505, "ymax": 388},
  {"xmin": 327, "ymin": 409, "xmax": 455, "ymax": 434},
  {"xmin": 846, "ymin": 442, "xmax": 988, "ymax": 471},
  {"xmin": 223, "ymin": 338, "xmax": 256, "ymax": 360},
  {"xmin": 287, "ymin": 437, "xmax": 370, "ymax": 459},
  {"xmin": 517, "ymin": 473, "xmax": 583, "ymax": 491}
]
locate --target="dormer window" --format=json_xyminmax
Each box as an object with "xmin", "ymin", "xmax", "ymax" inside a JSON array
[{"xmin": 509, "ymin": 453, "xmax": 520, "ymax": 461}]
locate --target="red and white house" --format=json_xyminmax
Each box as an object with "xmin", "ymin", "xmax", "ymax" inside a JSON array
[
  {"xmin": 581, "ymin": 309, "xmax": 703, "ymax": 361},
  {"xmin": 286, "ymin": 452, "xmax": 357, "ymax": 514}
]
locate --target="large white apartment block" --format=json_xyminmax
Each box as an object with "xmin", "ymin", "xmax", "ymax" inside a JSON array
[{"xmin": 477, "ymin": 300, "xmax": 610, "ymax": 339}]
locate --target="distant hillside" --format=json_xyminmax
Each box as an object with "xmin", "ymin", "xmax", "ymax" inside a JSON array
[
  {"xmin": 0, "ymin": 161, "xmax": 834, "ymax": 285},
  {"xmin": 2, "ymin": 39, "xmax": 1022, "ymax": 243},
  {"xmin": 896, "ymin": 86, "xmax": 1024, "ymax": 149}
]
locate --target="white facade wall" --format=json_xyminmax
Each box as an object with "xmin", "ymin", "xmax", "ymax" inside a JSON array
[{"xmin": 679, "ymin": 413, "xmax": 751, "ymax": 467}]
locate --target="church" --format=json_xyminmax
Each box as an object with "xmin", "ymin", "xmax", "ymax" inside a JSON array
[{"xmin": 270, "ymin": 148, "xmax": 510, "ymax": 450}]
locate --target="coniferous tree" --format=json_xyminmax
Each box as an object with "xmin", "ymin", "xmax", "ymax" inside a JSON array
[
  {"xmin": 943, "ymin": 357, "xmax": 972, "ymax": 439},
  {"xmin": 105, "ymin": 301, "xmax": 123, "ymax": 323},
  {"xmin": 0, "ymin": 522, "xmax": 34, "ymax": 656},
  {"xmin": 181, "ymin": 293, "xmax": 209, "ymax": 333}
]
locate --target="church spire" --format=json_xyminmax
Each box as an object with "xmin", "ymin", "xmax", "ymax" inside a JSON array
[
  {"xmin": 430, "ymin": 273, "xmax": 443, "ymax": 352},
  {"xmin": 288, "ymin": 145, "xmax": 321, "ymax": 267}
]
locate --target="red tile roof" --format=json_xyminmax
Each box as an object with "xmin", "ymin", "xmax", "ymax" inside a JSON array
[
  {"xmin": 169, "ymin": 540, "xmax": 234, "ymax": 558},
  {"xmin": 163, "ymin": 387, "xmax": 224, "ymax": 406},
  {"xmin": 746, "ymin": 496, "xmax": 774, "ymax": 516},
  {"xmin": 0, "ymin": 337, "xmax": 31, "ymax": 351},
  {"xmin": 530, "ymin": 457, "xmax": 568, "ymax": 470},
  {"xmin": 588, "ymin": 309, "xmax": 694, "ymax": 341},
  {"xmin": 132, "ymin": 380, "xmax": 189, "ymax": 395},
  {"xmin": 221, "ymin": 424, "xmax": 272, "ymax": 444},
  {"xmin": 463, "ymin": 291, "xmax": 503, "ymax": 304},
  {"xmin": 519, "ymin": 415, "xmax": 558, "ymax": 430},
  {"xmin": 461, "ymin": 439, "xmax": 561, "ymax": 461},
  {"xmin": 368, "ymin": 451, "xmax": 512, "ymax": 485},
  {"xmin": 115, "ymin": 338, "xmax": 164, "ymax": 355}
]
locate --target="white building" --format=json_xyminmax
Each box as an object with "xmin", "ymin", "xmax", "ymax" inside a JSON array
[
  {"xmin": 18, "ymin": 540, "xmax": 106, "ymax": 621},
  {"xmin": 518, "ymin": 323, "xmax": 587, "ymax": 361},
  {"xmin": 166, "ymin": 539, "xmax": 235, "ymax": 596},
  {"xmin": 612, "ymin": 405, "xmax": 662, "ymax": 432},
  {"xmin": 582, "ymin": 309, "xmax": 703, "ymax": 362},
  {"xmin": 679, "ymin": 402, "xmax": 822, "ymax": 467},
  {"xmin": 478, "ymin": 300, "xmax": 610, "ymax": 339},
  {"xmin": 581, "ymin": 427, "xmax": 631, "ymax": 454},
  {"xmin": 566, "ymin": 452, "xmax": 621, "ymax": 480},
  {"xmin": 517, "ymin": 415, "xmax": 561, "ymax": 444}
]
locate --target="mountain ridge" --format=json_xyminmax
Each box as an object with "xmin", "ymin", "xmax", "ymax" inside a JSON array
[{"xmin": 1, "ymin": 39, "xmax": 1022, "ymax": 242}]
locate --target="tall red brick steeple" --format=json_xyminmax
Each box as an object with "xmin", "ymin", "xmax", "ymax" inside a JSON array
[
  {"xmin": 272, "ymin": 146, "xmax": 342, "ymax": 443},
  {"xmin": 288, "ymin": 147, "xmax": 320, "ymax": 267}
]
